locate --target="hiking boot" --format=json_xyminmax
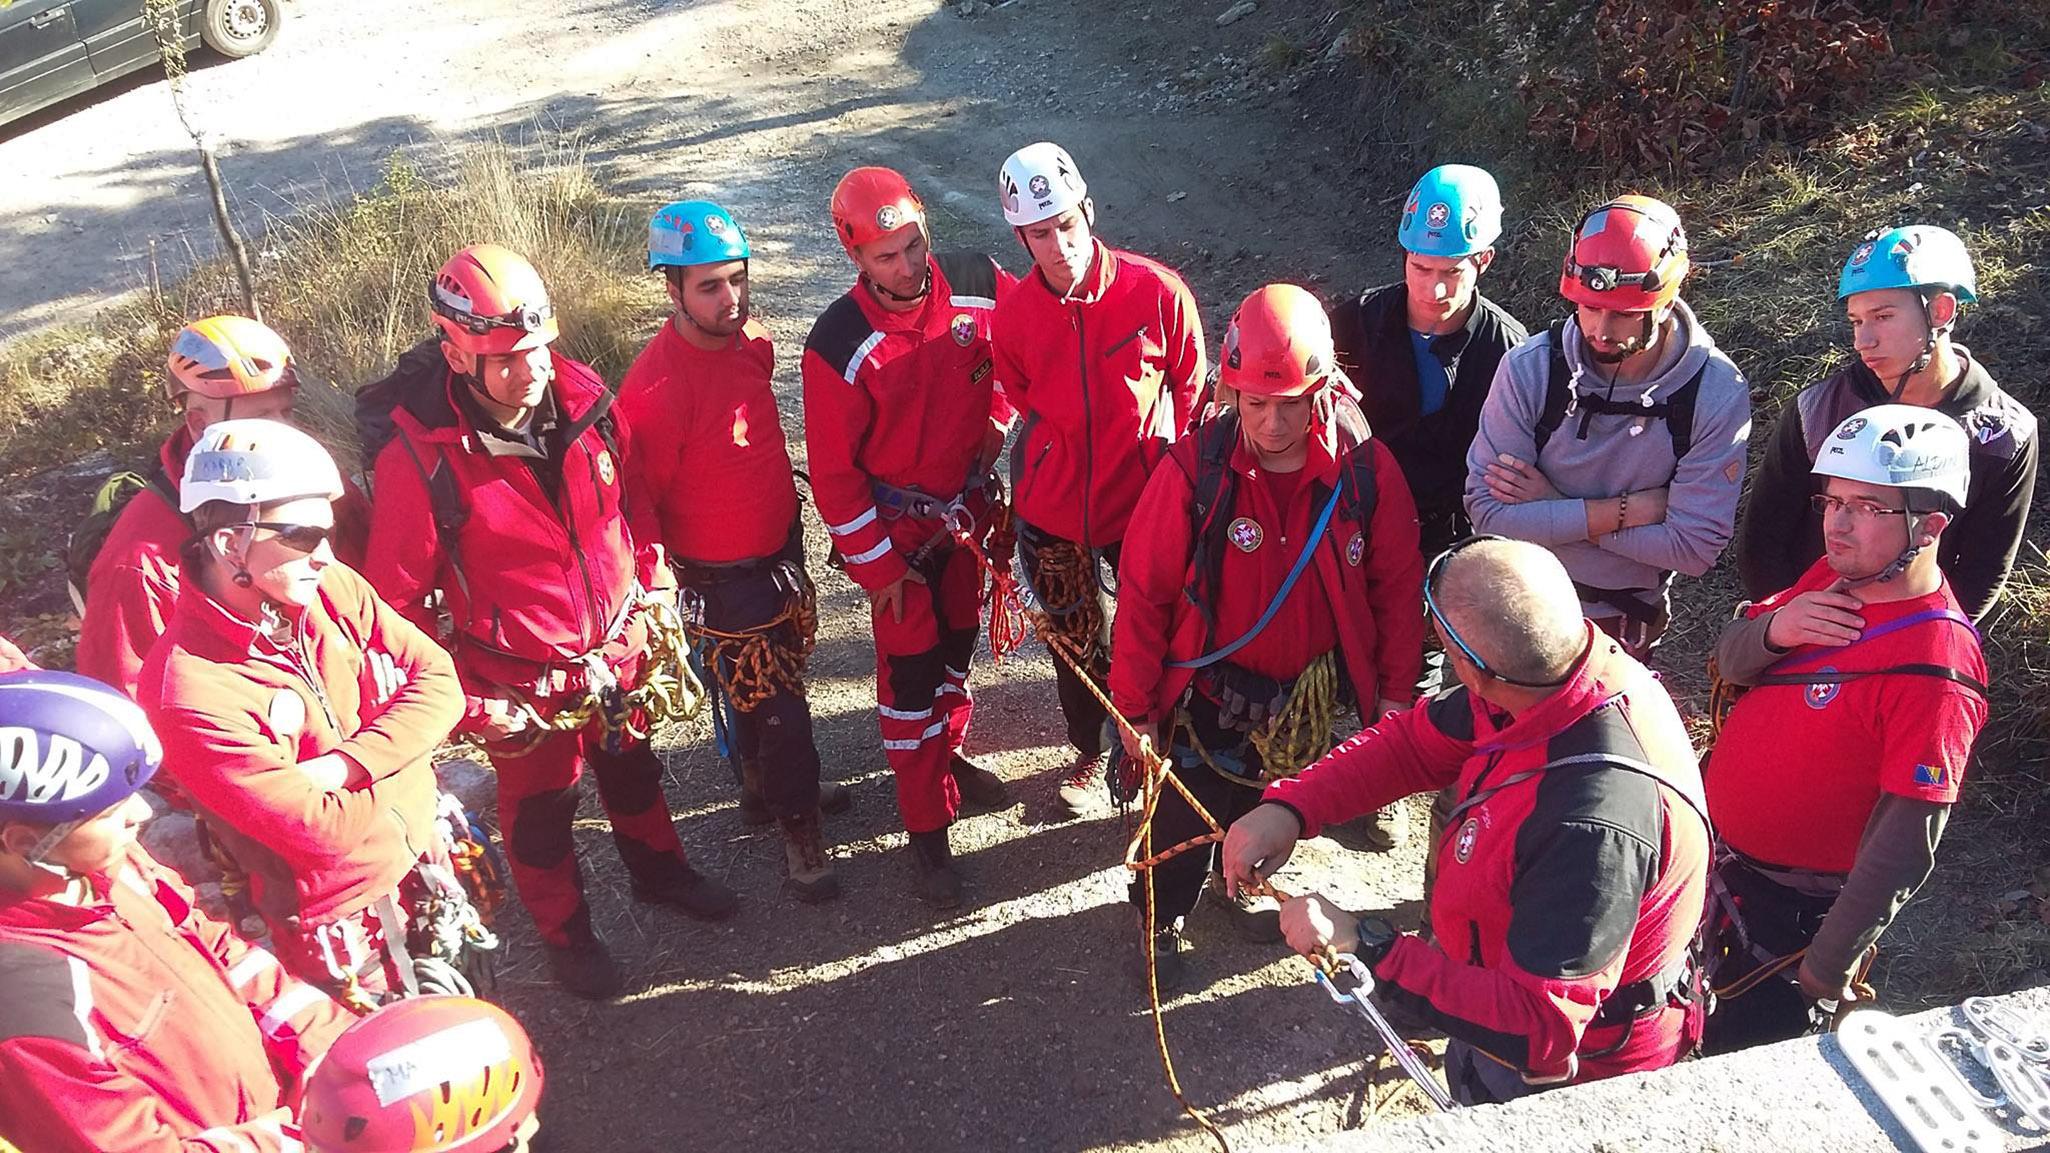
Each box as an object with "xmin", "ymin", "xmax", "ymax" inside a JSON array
[
  {"xmin": 949, "ymin": 754, "xmax": 1011, "ymax": 812},
  {"xmin": 546, "ymin": 934, "xmax": 624, "ymax": 1000},
  {"xmin": 1056, "ymin": 751, "xmax": 1105, "ymax": 817},
  {"xmin": 1138, "ymin": 913, "xmax": 1190, "ymax": 995},
  {"xmin": 907, "ymin": 828, "xmax": 963, "ymax": 909},
  {"xmin": 1348, "ymin": 807, "xmax": 1406, "ymax": 853},
  {"xmin": 741, "ymin": 779, "xmax": 850, "ymax": 827},
  {"xmin": 630, "ymin": 864, "xmax": 739, "ymax": 921},
  {"xmin": 777, "ymin": 809, "xmax": 841, "ymax": 904},
  {"xmin": 1207, "ymin": 871, "xmax": 1282, "ymax": 944}
]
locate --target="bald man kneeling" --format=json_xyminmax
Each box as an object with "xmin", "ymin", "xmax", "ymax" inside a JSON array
[{"xmin": 1222, "ymin": 536, "xmax": 1712, "ymax": 1103}]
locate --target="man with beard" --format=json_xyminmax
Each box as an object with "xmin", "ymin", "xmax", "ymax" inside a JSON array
[
  {"xmin": 1465, "ymin": 195, "xmax": 1752, "ymax": 659},
  {"xmin": 619, "ymin": 200, "xmax": 846, "ymax": 903}
]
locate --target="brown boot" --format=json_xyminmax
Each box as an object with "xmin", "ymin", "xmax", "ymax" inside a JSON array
[
  {"xmin": 907, "ymin": 828, "xmax": 963, "ymax": 908},
  {"xmin": 777, "ymin": 809, "xmax": 841, "ymax": 904}
]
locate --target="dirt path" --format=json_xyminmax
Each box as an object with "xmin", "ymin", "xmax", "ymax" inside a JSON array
[{"xmin": 0, "ymin": 0, "xmax": 1448, "ymax": 1149}]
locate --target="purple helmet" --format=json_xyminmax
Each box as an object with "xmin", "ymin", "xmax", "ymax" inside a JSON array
[{"xmin": 0, "ymin": 671, "xmax": 161, "ymax": 827}]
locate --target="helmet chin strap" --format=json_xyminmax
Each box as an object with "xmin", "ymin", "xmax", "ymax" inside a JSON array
[
  {"xmin": 867, "ymin": 264, "xmax": 932, "ymax": 304},
  {"xmin": 1838, "ymin": 511, "xmax": 1930, "ymax": 592},
  {"xmin": 1888, "ymin": 291, "xmax": 1942, "ymax": 402}
]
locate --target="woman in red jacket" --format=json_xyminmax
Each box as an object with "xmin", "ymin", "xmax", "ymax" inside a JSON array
[
  {"xmin": 1110, "ymin": 284, "xmax": 1423, "ymax": 989},
  {"xmin": 139, "ymin": 420, "xmax": 478, "ymax": 1008}
]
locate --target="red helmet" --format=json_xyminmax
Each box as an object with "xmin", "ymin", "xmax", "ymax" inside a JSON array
[
  {"xmin": 429, "ymin": 244, "xmax": 559, "ymax": 356},
  {"xmin": 165, "ymin": 315, "xmax": 298, "ymax": 402},
  {"xmin": 299, "ymin": 996, "xmax": 543, "ymax": 1153},
  {"xmin": 829, "ymin": 166, "xmax": 926, "ymax": 257},
  {"xmin": 1218, "ymin": 284, "xmax": 1335, "ymax": 398},
  {"xmin": 1558, "ymin": 195, "xmax": 1690, "ymax": 312}
]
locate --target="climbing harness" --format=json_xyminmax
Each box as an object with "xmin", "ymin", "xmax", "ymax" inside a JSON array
[
  {"xmin": 467, "ymin": 589, "xmax": 707, "ymax": 758},
  {"xmin": 681, "ymin": 560, "xmax": 819, "ymax": 713}
]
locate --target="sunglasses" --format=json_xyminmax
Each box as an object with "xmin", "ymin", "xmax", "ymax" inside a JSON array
[
  {"xmin": 245, "ymin": 522, "xmax": 333, "ymax": 554},
  {"xmin": 1422, "ymin": 534, "xmax": 1566, "ymax": 688}
]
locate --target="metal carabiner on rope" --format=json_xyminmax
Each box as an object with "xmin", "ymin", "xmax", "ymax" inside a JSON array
[{"xmin": 1313, "ymin": 952, "xmax": 1458, "ymax": 1113}]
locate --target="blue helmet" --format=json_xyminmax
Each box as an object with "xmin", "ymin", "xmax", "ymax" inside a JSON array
[
  {"xmin": 1398, "ymin": 165, "xmax": 1504, "ymax": 258},
  {"xmin": 1838, "ymin": 225, "xmax": 1976, "ymax": 304},
  {"xmin": 0, "ymin": 671, "xmax": 160, "ymax": 828},
  {"xmin": 648, "ymin": 200, "xmax": 750, "ymax": 271}
]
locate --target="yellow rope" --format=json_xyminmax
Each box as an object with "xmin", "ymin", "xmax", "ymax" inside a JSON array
[{"xmin": 1246, "ymin": 651, "xmax": 1338, "ymax": 782}]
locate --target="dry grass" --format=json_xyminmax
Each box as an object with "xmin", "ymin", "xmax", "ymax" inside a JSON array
[{"xmin": 0, "ymin": 137, "xmax": 664, "ymax": 482}]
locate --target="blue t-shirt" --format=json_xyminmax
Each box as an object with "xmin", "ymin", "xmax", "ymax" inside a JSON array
[{"xmin": 1409, "ymin": 329, "xmax": 1452, "ymax": 417}]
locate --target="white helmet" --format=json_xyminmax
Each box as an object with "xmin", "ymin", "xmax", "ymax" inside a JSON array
[
  {"xmin": 180, "ymin": 419, "xmax": 344, "ymax": 513},
  {"xmin": 1813, "ymin": 404, "xmax": 1970, "ymax": 511},
  {"xmin": 997, "ymin": 142, "xmax": 1088, "ymax": 227}
]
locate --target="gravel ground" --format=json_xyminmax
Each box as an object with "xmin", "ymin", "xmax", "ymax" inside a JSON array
[{"xmin": 5, "ymin": 1, "xmax": 1447, "ymax": 1149}]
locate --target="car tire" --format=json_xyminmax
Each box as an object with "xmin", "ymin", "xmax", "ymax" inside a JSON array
[{"xmin": 200, "ymin": 0, "xmax": 282, "ymax": 60}]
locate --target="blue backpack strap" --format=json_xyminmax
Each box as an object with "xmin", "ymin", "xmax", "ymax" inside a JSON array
[{"xmin": 1169, "ymin": 482, "xmax": 1344, "ymax": 670}]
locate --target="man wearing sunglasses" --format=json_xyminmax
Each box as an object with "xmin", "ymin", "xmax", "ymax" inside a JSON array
[
  {"xmin": 1112, "ymin": 284, "xmax": 1423, "ymax": 989},
  {"xmin": 138, "ymin": 420, "xmax": 470, "ymax": 1004},
  {"xmin": 1222, "ymin": 536, "xmax": 1711, "ymax": 1103},
  {"xmin": 77, "ymin": 315, "xmax": 370, "ymax": 700},
  {"xmin": 363, "ymin": 244, "xmax": 736, "ymax": 998},
  {"xmin": 1703, "ymin": 406, "xmax": 1988, "ymax": 1052},
  {"xmin": 1465, "ymin": 195, "xmax": 1752, "ymax": 659}
]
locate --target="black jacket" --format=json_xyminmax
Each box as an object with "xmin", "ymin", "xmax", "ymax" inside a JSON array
[
  {"xmin": 1735, "ymin": 352, "xmax": 2039, "ymax": 622},
  {"xmin": 1328, "ymin": 283, "xmax": 1528, "ymax": 556}
]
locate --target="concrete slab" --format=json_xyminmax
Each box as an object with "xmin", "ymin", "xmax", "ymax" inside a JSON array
[{"xmin": 1335, "ymin": 987, "xmax": 2050, "ymax": 1152}]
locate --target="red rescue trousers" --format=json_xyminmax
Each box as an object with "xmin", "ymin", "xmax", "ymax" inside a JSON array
[
  {"xmin": 872, "ymin": 536, "xmax": 983, "ymax": 834},
  {"xmin": 484, "ymin": 724, "xmax": 689, "ymax": 947}
]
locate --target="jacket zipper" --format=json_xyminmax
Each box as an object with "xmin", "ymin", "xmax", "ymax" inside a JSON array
[
  {"xmin": 1076, "ymin": 304, "xmax": 1094, "ymax": 548},
  {"xmin": 559, "ymin": 445, "xmax": 603, "ymax": 651},
  {"xmin": 290, "ymin": 616, "xmax": 340, "ymax": 733}
]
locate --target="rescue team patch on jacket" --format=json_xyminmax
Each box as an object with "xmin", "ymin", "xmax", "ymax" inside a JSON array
[
  {"xmin": 951, "ymin": 314, "xmax": 977, "ymax": 346},
  {"xmin": 1228, "ymin": 517, "xmax": 1262, "ymax": 552},
  {"xmin": 1346, "ymin": 531, "xmax": 1365, "ymax": 566},
  {"xmin": 596, "ymin": 449, "xmax": 616, "ymax": 485},
  {"xmin": 1454, "ymin": 815, "xmax": 1480, "ymax": 863},
  {"xmin": 1805, "ymin": 672, "xmax": 1841, "ymax": 709},
  {"xmin": 266, "ymin": 689, "xmax": 306, "ymax": 742}
]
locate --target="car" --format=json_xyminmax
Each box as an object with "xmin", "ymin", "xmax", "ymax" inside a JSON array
[{"xmin": 0, "ymin": 0, "xmax": 281, "ymax": 128}]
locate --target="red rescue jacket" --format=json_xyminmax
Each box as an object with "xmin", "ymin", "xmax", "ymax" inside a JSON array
[
  {"xmin": 138, "ymin": 564, "xmax": 461, "ymax": 929},
  {"xmin": 0, "ymin": 844, "xmax": 349, "ymax": 1153},
  {"xmin": 618, "ymin": 317, "xmax": 801, "ymax": 565},
  {"xmin": 1267, "ymin": 630, "xmax": 1711, "ymax": 1084},
  {"xmin": 363, "ymin": 353, "xmax": 657, "ymax": 717},
  {"xmin": 1110, "ymin": 407, "xmax": 1424, "ymax": 723},
  {"xmin": 993, "ymin": 241, "xmax": 1206, "ymax": 546},
  {"xmin": 801, "ymin": 253, "xmax": 1017, "ymax": 591},
  {"xmin": 77, "ymin": 427, "xmax": 372, "ymax": 700}
]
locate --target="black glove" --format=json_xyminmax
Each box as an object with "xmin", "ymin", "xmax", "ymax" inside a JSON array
[{"xmin": 1354, "ymin": 914, "xmax": 1400, "ymax": 969}]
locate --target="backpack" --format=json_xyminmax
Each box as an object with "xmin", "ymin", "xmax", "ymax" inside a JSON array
[
  {"xmin": 1533, "ymin": 319, "xmax": 1704, "ymax": 467},
  {"xmin": 1183, "ymin": 398, "xmax": 1379, "ymax": 646},
  {"xmin": 66, "ymin": 466, "xmax": 175, "ymax": 614}
]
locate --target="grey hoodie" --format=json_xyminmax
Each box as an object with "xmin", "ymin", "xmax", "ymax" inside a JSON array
[{"xmin": 1464, "ymin": 300, "xmax": 1752, "ymax": 615}]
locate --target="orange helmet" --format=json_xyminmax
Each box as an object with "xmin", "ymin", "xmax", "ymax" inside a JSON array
[
  {"xmin": 1218, "ymin": 284, "xmax": 1335, "ymax": 398},
  {"xmin": 164, "ymin": 315, "xmax": 297, "ymax": 402},
  {"xmin": 299, "ymin": 996, "xmax": 543, "ymax": 1153},
  {"xmin": 829, "ymin": 166, "xmax": 926, "ymax": 257},
  {"xmin": 1558, "ymin": 195, "xmax": 1690, "ymax": 312},
  {"xmin": 429, "ymin": 244, "xmax": 559, "ymax": 356}
]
